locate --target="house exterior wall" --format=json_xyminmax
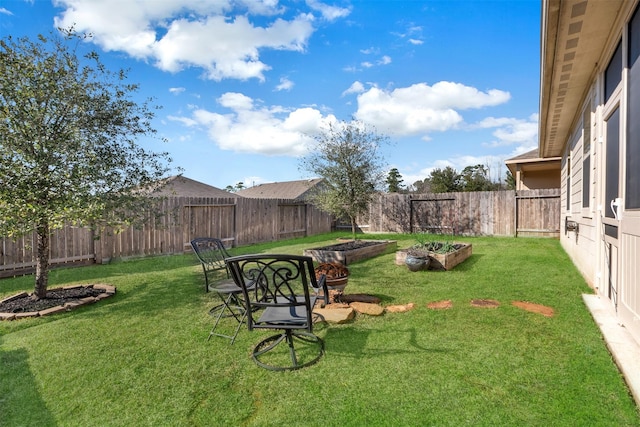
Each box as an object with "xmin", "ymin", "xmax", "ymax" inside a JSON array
[
  {"xmin": 518, "ymin": 169, "xmax": 561, "ymax": 190},
  {"xmin": 560, "ymin": 111, "xmax": 597, "ymax": 288},
  {"xmin": 552, "ymin": 0, "xmax": 640, "ymax": 345}
]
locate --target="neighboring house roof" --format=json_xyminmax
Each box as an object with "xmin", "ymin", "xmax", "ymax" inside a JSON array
[
  {"xmin": 235, "ymin": 178, "xmax": 324, "ymax": 201},
  {"xmin": 153, "ymin": 175, "xmax": 238, "ymax": 198},
  {"xmin": 539, "ymin": 0, "xmax": 624, "ymax": 158}
]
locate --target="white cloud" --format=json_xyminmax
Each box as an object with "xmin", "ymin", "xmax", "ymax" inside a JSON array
[
  {"xmin": 52, "ymin": 0, "xmax": 338, "ymax": 81},
  {"xmin": 360, "ymin": 47, "xmax": 378, "ymax": 55},
  {"xmin": 357, "ymin": 48, "xmax": 391, "ymax": 68},
  {"xmin": 173, "ymin": 92, "xmax": 337, "ymax": 156},
  {"xmin": 342, "ymin": 81, "xmax": 365, "ymax": 96},
  {"xmin": 354, "ymin": 81, "xmax": 511, "ymax": 137},
  {"xmin": 305, "ymin": 0, "xmax": 351, "ymax": 21},
  {"xmin": 169, "ymin": 87, "xmax": 185, "ymax": 95},
  {"xmin": 0, "ymin": 7, "xmax": 13, "ymax": 15},
  {"xmin": 275, "ymin": 77, "xmax": 295, "ymax": 91},
  {"xmin": 393, "ymin": 23, "xmax": 424, "ymax": 45},
  {"xmin": 362, "ymin": 56, "xmax": 391, "ymax": 67},
  {"xmin": 153, "ymin": 14, "xmax": 315, "ymax": 81},
  {"xmin": 242, "ymin": 176, "xmax": 267, "ymax": 187},
  {"xmin": 167, "ymin": 115, "xmax": 198, "ymax": 127},
  {"xmin": 477, "ymin": 113, "xmax": 538, "ymax": 148},
  {"xmin": 218, "ymin": 92, "xmax": 254, "ymax": 110}
]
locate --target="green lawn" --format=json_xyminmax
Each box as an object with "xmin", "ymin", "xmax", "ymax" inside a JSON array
[{"xmin": 1, "ymin": 233, "xmax": 638, "ymax": 426}]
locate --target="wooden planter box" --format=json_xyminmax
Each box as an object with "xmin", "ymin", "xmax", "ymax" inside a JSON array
[
  {"xmin": 304, "ymin": 240, "xmax": 397, "ymax": 265},
  {"xmin": 395, "ymin": 243, "xmax": 472, "ymax": 271}
]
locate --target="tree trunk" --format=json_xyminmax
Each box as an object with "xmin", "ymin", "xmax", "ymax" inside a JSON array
[
  {"xmin": 34, "ymin": 221, "xmax": 50, "ymax": 299},
  {"xmin": 350, "ymin": 216, "xmax": 357, "ymax": 240}
]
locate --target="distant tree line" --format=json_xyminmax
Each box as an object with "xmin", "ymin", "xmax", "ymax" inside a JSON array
[
  {"xmin": 386, "ymin": 165, "xmax": 516, "ymax": 194},
  {"xmin": 225, "ymin": 182, "xmax": 245, "ymax": 192}
]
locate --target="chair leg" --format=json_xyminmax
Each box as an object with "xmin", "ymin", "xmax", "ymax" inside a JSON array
[
  {"xmin": 207, "ymin": 293, "xmax": 246, "ymax": 344},
  {"xmin": 286, "ymin": 330, "xmax": 298, "ymax": 367}
]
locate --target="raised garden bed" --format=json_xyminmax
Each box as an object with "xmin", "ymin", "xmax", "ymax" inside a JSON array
[
  {"xmin": 395, "ymin": 243, "xmax": 472, "ymax": 271},
  {"xmin": 304, "ymin": 239, "xmax": 397, "ymax": 265}
]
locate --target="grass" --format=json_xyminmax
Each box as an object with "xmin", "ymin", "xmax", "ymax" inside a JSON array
[{"xmin": 1, "ymin": 232, "xmax": 639, "ymax": 426}]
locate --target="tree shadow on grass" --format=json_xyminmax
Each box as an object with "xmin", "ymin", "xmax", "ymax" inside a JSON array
[
  {"xmin": 0, "ymin": 341, "xmax": 57, "ymax": 426},
  {"xmin": 87, "ymin": 272, "xmax": 204, "ymax": 319},
  {"xmin": 0, "ymin": 255, "xmax": 198, "ymax": 298}
]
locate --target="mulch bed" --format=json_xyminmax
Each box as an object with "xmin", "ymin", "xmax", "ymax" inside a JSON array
[
  {"xmin": 0, "ymin": 287, "xmax": 104, "ymax": 313},
  {"xmin": 0, "ymin": 284, "xmax": 116, "ymax": 320}
]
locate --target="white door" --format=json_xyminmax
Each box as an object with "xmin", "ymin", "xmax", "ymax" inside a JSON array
[
  {"xmin": 601, "ymin": 107, "xmax": 621, "ymax": 309},
  {"xmin": 618, "ymin": 11, "xmax": 640, "ymax": 340}
]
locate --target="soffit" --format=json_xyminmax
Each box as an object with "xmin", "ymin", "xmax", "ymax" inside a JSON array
[
  {"xmin": 505, "ymin": 158, "xmax": 561, "ymax": 175},
  {"xmin": 539, "ymin": 0, "xmax": 624, "ymax": 158}
]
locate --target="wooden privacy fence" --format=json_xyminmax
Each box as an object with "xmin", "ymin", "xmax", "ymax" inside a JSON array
[
  {"xmin": 0, "ymin": 196, "xmax": 333, "ymax": 278},
  {"xmin": 363, "ymin": 188, "xmax": 560, "ymax": 237},
  {"xmin": 0, "ymin": 189, "xmax": 559, "ymax": 278}
]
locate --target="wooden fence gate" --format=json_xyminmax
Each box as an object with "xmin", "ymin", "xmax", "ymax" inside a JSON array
[{"xmin": 183, "ymin": 203, "xmax": 236, "ymax": 249}]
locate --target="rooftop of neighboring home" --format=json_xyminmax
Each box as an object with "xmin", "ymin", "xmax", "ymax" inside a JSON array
[
  {"xmin": 235, "ymin": 178, "xmax": 324, "ymax": 201},
  {"xmin": 152, "ymin": 175, "xmax": 238, "ymax": 198}
]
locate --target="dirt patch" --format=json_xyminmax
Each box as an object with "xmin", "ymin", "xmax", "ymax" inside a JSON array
[
  {"xmin": 512, "ymin": 301, "xmax": 555, "ymax": 317},
  {"xmin": 470, "ymin": 299, "xmax": 500, "ymax": 308},
  {"xmin": 427, "ymin": 300, "xmax": 453, "ymax": 310},
  {"xmin": 385, "ymin": 303, "xmax": 416, "ymax": 313}
]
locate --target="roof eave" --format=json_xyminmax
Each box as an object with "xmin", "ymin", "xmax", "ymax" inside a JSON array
[{"xmin": 539, "ymin": 0, "xmax": 625, "ymax": 158}]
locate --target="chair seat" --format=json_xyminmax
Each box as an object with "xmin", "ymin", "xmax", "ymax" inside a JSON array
[
  {"xmin": 207, "ymin": 278, "xmax": 241, "ymax": 293},
  {"xmin": 254, "ymin": 295, "xmax": 318, "ymax": 327},
  {"xmin": 209, "ymin": 278, "xmax": 256, "ymax": 294}
]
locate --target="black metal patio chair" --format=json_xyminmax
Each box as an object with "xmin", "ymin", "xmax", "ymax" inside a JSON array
[
  {"xmin": 190, "ymin": 237, "xmax": 233, "ymax": 293},
  {"xmin": 225, "ymin": 254, "xmax": 329, "ymax": 371},
  {"xmin": 190, "ymin": 237, "xmax": 248, "ymax": 343}
]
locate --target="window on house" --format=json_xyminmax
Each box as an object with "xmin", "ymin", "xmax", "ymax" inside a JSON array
[
  {"xmin": 605, "ymin": 41, "xmax": 622, "ymax": 103},
  {"xmin": 627, "ymin": 5, "xmax": 640, "ymax": 209},
  {"xmin": 582, "ymin": 104, "xmax": 591, "ymax": 209}
]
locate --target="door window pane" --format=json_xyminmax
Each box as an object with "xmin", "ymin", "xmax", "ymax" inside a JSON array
[
  {"xmin": 566, "ymin": 156, "xmax": 571, "ymax": 211},
  {"xmin": 605, "ymin": 108, "xmax": 620, "ymax": 218},
  {"xmin": 583, "ymin": 105, "xmax": 591, "ymax": 208},
  {"xmin": 605, "ymin": 42, "xmax": 622, "ymax": 103}
]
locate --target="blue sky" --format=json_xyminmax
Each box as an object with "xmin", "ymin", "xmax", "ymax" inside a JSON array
[{"xmin": 1, "ymin": 0, "xmax": 541, "ymax": 190}]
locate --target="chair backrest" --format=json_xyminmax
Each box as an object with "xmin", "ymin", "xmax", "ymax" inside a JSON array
[
  {"xmin": 225, "ymin": 254, "xmax": 329, "ymax": 332},
  {"xmin": 190, "ymin": 238, "xmax": 232, "ymax": 289}
]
